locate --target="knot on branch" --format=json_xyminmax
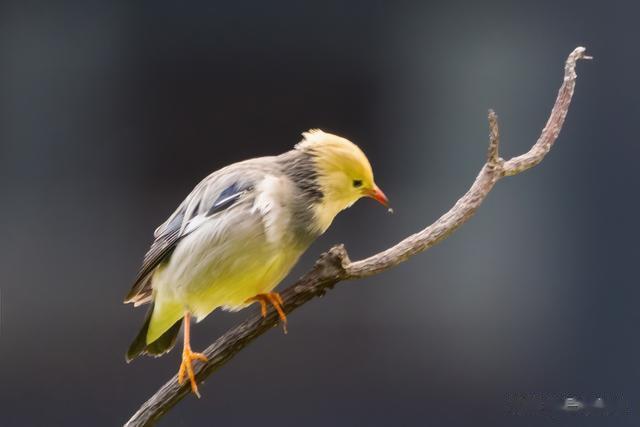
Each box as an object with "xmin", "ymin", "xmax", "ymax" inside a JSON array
[
  {"xmin": 310, "ymin": 244, "xmax": 351, "ymax": 279},
  {"xmin": 294, "ymin": 244, "xmax": 351, "ymax": 295}
]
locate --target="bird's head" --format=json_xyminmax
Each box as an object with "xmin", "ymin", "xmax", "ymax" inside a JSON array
[{"xmin": 295, "ymin": 129, "xmax": 389, "ymax": 232}]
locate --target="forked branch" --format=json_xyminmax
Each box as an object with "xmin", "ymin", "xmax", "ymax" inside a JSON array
[{"xmin": 125, "ymin": 47, "xmax": 591, "ymax": 427}]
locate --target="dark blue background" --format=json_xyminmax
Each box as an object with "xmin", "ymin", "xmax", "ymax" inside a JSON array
[{"xmin": 1, "ymin": 1, "xmax": 638, "ymax": 425}]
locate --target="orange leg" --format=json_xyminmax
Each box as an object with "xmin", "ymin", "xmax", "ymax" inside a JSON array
[
  {"xmin": 246, "ymin": 292, "xmax": 288, "ymax": 334},
  {"xmin": 177, "ymin": 312, "xmax": 208, "ymax": 398}
]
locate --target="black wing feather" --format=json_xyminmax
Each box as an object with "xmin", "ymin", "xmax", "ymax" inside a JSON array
[
  {"xmin": 206, "ymin": 182, "xmax": 250, "ymax": 216},
  {"xmin": 124, "ymin": 181, "xmax": 250, "ymax": 305},
  {"xmin": 124, "ymin": 204, "xmax": 188, "ymax": 304}
]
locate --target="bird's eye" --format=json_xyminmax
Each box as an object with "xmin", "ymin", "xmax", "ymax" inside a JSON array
[{"xmin": 352, "ymin": 179, "xmax": 363, "ymax": 188}]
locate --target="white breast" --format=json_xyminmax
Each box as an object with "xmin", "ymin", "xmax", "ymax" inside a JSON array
[{"xmin": 251, "ymin": 174, "xmax": 294, "ymax": 244}]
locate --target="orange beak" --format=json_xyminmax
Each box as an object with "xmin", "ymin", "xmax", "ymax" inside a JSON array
[{"xmin": 365, "ymin": 184, "xmax": 390, "ymax": 209}]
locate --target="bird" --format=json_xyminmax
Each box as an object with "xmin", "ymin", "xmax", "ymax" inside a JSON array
[{"xmin": 124, "ymin": 129, "xmax": 390, "ymax": 397}]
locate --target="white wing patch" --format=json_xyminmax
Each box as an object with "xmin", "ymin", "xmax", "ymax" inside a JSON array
[{"xmin": 251, "ymin": 175, "xmax": 292, "ymax": 244}]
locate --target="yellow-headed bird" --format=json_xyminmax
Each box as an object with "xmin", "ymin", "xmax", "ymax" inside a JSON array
[{"xmin": 124, "ymin": 130, "xmax": 389, "ymax": 396}]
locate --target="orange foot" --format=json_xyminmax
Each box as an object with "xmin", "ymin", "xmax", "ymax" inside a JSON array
[
  {"xmin": 178, "ymin": 346, "xmax": 208, "ymax": 398},
  {"xmin": 246, "ymin": 292, "xmax": 288, "ymax": 334}
]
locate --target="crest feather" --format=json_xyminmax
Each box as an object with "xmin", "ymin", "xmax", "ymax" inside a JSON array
[{"xmin": 295, "ymin": 129, "xmax": 328, "ymax": 151}]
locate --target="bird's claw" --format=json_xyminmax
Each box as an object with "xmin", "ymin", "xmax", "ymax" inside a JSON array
[
  {"xmin": 247, "ymin": 292, "xmax": 288, "ymax": 334},
  {"xmin": 178, "ymin": 347, "xmax": 208, "ymax": 398}
]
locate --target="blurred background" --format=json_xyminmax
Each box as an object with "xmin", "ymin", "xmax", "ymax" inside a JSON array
[{"xmin": 1, "ymin": 0, "xmax": 638, "ymax": 425}]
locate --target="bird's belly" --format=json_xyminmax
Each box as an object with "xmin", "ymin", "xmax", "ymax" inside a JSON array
[
  {"xmin": 155, "ymin": 226, "xmax": 303, "ymax": 320},
  {"xmin": 186, "ymin": 249, "xmax": 299, "ymax": 318}
]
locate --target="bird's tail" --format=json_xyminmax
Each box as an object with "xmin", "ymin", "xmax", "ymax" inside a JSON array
[{"xmin": 126, "ymin": 302, "xmax": 183, "ymax": 362}]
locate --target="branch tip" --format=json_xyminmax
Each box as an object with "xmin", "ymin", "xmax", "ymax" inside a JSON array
[
  {"xmin": 572, "ymin": 46, "xmax": 591, "ymax": 60},
  {"xmin": 487, "ymin": 109, "xmax": 500, "ymax": 165}
]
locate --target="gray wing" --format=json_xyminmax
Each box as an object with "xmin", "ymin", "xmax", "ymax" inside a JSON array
[{"xmin": 123, "ymin": 160, "xmax": 271, "ymax": 305}]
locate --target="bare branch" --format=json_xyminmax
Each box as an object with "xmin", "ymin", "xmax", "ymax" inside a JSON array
[
  {"xmin": 502, "ymin": 47, "xmax": 591, "ymax": 176},
  {"xmin": 125, "ymin": 47, "xmax": 590, "ymax": 427}
]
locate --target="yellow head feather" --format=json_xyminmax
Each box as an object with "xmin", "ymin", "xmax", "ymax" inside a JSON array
[{"xmin": 296, "ymin": 129, "xmax": 383, "ymax": 232}]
